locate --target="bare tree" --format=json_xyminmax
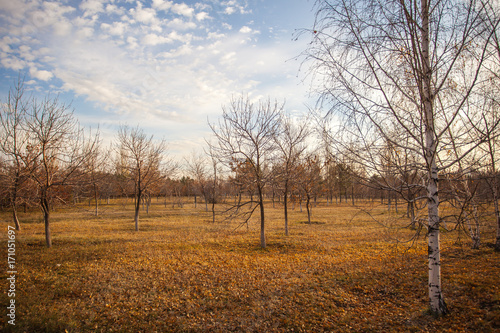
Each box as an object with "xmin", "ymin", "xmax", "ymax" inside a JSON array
[
  {"xmin": 209, "ymin": 95, "xmax": 282, "ymax": 248},
  {"xmin": 205, "ymin": 143, "xmax": 222, "ymax": 224},
  {"xmin": 0, "ymin": 77, "xmax": 30, "ymax": 230},
  {"xmin": 185, "ymin": 151, "xmax": 209, "ymax": 211},
  {"xmin": 296, "ymin": 153, "xmax": 322, "ymax": 224},
  {"xmin": 274, "ymin": 113, "xmax": 310, "ymax": 235},
  {"xmin": 116, "ymin": 125, "xmax": 169, "ymax": 231},
  {"xmin": 25, "ymin": 96, "xmax": 97, "ymax": 247},
  {"xmin": 474, "ymin": 1, "xmax": 500, "ymax": 251},
  {"xmin": 81, "ymin": 134, "xmax": 106, "ymax": 216},
  {"xmin": 303, "ymin": 0, "xmax": 497, "ymax": 315}
]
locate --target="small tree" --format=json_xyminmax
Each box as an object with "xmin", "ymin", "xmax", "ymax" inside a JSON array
[
  {"xmin": 25, "ymin": 96, "xmax": 97, "ymax": 247},
  {"xmin": 297, "ymin": 154, "xmax": 322, "ymax": 224},
  {"xmin": 116, "ymin": 126, "xmax": 169, "ymax": 231},
  {"xmin": 209, "ymin": 95, "xmax": 282, "ymax": 248},
  {"xmin": 274, "ymin": 113, "xmax": 310, "ymax": 235},
  {"xmin": 80, "ymin": 132, "xmax": 107, "ymax": 216},
  {"xmin": 185, "ymin": 152, "xmax": 209, "ymax": 211},
  {"xmin": 0, "ymin": 77, "xmax": 30, "ymax": 230}
]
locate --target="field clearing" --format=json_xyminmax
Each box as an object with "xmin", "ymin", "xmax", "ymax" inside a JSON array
[{"xmin": 1, "ymin": 199, "xmax": 499, "ymax": 332}]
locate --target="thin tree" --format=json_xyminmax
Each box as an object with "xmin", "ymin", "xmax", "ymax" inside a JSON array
[
  {"xmin": 209, "ymin": 95, "xmax": 282, "ymax": 248},
  {"xmin": 185, "ymin": 151, "xmax": 209, "ymax": 211},
  {"xmin": 116, "ymin": 125, "xmax": 169, "ymax": 231},
  {"xmin": 205, "ymin": 143, "xmax": 221, "ymax": 224},
  {"xmin": 81, "ymin": 134, "xmax": 106, "ymax": 216},
  {"xmin": 0, "ymin": 77, "xmax": 30, "ymax": 230},
  {"xmin": 296, "ymin": 153, "xmax": 322, "ymax": 224},
  {"xmin": 274, "ymin": 112, "xmax": 310, "ymax": 235},
  {"xmin": 475, "ymin": 0, "xmax": 500, "ymax": 251}
]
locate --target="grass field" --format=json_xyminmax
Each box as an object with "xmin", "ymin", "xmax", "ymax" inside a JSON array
[{"xmin": 1, "ymin": 198, "xmax": 499, "ymax": 332}]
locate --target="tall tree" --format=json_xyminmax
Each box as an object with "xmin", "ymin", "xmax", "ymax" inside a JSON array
[
  {"xmin": 304, "ymin": 0, "xmax": 496, "ymax": 315},
  {"xmin": 116, "ymin": 126, "xmax": 169, "ymax": 231},
  {"xmin": 209, "ymin": 95, "xmax": 282, "ymax": 248}
]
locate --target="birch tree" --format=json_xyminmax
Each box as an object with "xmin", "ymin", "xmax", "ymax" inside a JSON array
[{"xmin": 303, "ymin": 0, "xmax": 496, "ymax": 316}]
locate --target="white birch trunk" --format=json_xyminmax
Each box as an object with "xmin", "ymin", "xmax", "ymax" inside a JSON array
[{"xmin": 422, "ymin": 0, "xmax": 447, "ymax": 316}]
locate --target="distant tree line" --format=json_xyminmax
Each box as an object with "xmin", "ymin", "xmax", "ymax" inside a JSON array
[{"xmin": 1, "ymin": 80, "xmax": 499, "ymax": 257}]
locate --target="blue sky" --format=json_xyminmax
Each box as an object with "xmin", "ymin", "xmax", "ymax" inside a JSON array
[{"xmin": 0, "ymin": 0, "xmax": 317, "ymax": 156}]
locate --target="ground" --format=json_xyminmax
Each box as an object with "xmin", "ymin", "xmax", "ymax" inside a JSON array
[{"xmin": 0, "ymin": 198, "xmax": 499, "ymax": 332}]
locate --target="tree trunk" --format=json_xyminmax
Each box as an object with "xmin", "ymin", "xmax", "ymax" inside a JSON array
[
  {"xmin": 422, "ymin": 0, "xmax": 447, "ymax": 316},
  {"xmin": 42, "ymin": 195, "xmax": 51, "ymax": 248},
  {"xmin": 10, "ymin": 185, "xmax": 21, "ymax": 231},
  {"xmin": 258, "ymin": 185, "xmax": 266, "ymax": 248},
  {"xmin": 487, "ymin": 140, "xmax": 500, "ymax": 251},
  {"xmin": 495, "ymin": 196, "xmax": 500, "ymax": 251},
  {"xmin": 284, "ymin": 190, "xmax": 289, "ymax": 236},
  {"xmin": 351, "ymin": 185, "xmax": 355, "ymax": 205},
  {"xmin": 135, "ymin": 191, "xmax": 141, "ymax": 231},
  {"xmin": 306, "ymin": 195, "xmax": 311, "ymax": 224},
  {"xmin": 12, "ymin": 204, "xmax": 21, "ymax": 231},
  {"xmin": 408, "ymin": 200, "xmax": 416, "ymax": 229},
  {"xmin": 94, "ymin": 184, "xmax": 99, "ymax": 217}
]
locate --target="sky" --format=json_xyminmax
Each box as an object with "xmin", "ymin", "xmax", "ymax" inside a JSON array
[{"xmin": 0, "ymin": 0, "xmax": 318, "ymax": 157}]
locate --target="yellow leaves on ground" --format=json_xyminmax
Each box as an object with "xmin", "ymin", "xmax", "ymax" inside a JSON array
[{"xmin": 0, "ymin": 200, "xmax": 498, "ymax": 332}]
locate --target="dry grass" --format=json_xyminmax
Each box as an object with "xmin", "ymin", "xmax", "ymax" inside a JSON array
[{"xmin": 0, "ymin": 198, "xmax": 499, "ymax": 332}]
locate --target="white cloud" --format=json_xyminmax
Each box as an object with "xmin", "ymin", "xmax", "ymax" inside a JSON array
[
  {"xmin": 196, "ymin": 12, "xmax": 209, "ymax": 21},
  {"xmin": 76, "ymin": 26, "xmax": 94, "ymax": 38},
  {"xmin": 143, "ymin": 33, "xmax": 172, "ymax": 45},
  {"xmin": 171, "ymin": 3, "xmax": 194, "ymax": 17},
  {"xmin": 101, "ymin": 21, "xmax": 127, "ymax": 36},
  {"xmin": 220, "ymin": 51, "xmax": 236, "ymax": 65},
  {"xmin": 29, "ymin": 67, "xmax": 53, "ymax": 81},
  {"xmin": 79, "ymin": 0, "xmax": 105, "ymax": 17},
  {"xmin": 131, "ymin": 2, "xmax": 157, "ymax": 25},
  {"xmin": 105, "ymin": 4, "xmax": 125, "ymax": 16},
  {"xmin": 159, "ymin": 44, "xmax": 193, "ymax": 58},
  {"xmin": 152, "ymin": 0, "xmax": 173, "ymax": 12},
  {"xmin": 224, "ymin": 7, "xmax": 235, "ymax": 15},
  {"xmin": 222, "ymin": 1, "xmax": 250, "ymax": 15},
  {"xmin": 0, "ymin": 0, "xmax": 32, "ymax": 22},
  {"xmin": 127, "ymin": 36, "xmax": 138, "ymax": 49},
  {"xmin": 167, "ymin": 18, "xmax": 196, "ymax": 30},
  {"xmin": 1, "ymin": 56, "xmax": 25, "ymax": 71},
  {"xmin": 53, "ymin": 20, "xmax": 73, "ymax": 36},
  {"xmin": 239, "ymin": 26, "xmax": 252, "ymax": 33},
  {"xmin": 19, "ymin": 45, "xmax": 35, "ymax": 61}
]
